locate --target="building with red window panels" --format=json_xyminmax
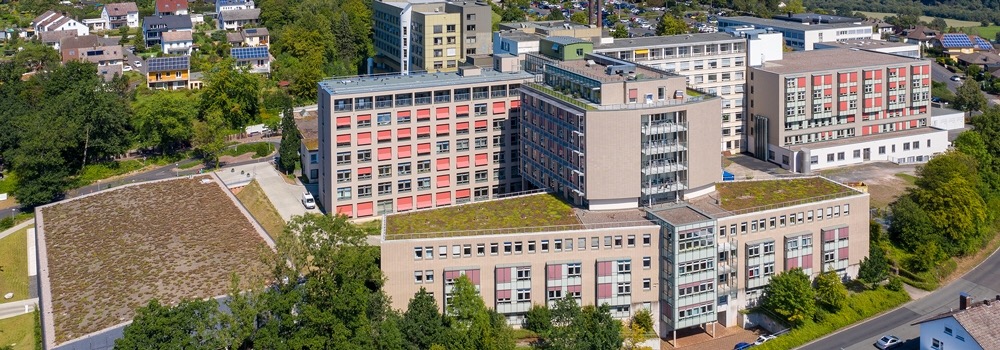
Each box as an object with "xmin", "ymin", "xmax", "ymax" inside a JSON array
[
  {"xmin": 746, "ymin": 48, "xmax": 949, "ymax": 173},
  {"xmin": 317, "ymin": 56, "xmax": 533, "ymax": 218}
]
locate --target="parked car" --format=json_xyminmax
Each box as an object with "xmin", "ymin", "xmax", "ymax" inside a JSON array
[
  {"xmin": 875, "ymin": 335, "xmax": 901, "ymax": 349},
  {"xmin": 754, "ymin": 334, "xmax": 776, "ymax": 345},
  {"xmin": 734, "ymin": 342, "xmax": 753, "ymax": 350},
  {"xmin": 951, "ymin": 75, "xmax": 963, "ymax": 82},
  {"xmin": 134, "ymin": 60, "xmax": 142, "ymax": 67},
  {"xmin": 122, "ymin": 64, "xmax": 132, "ymax": 72},
  {"xmin": 302, "ymin": 192, "xmax": 316, "ymax": 209}
]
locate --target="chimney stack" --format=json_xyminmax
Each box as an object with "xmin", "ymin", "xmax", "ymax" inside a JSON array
[{"xmin": 960, "ymin": 292, "xmax": 971, "ymax": 310}]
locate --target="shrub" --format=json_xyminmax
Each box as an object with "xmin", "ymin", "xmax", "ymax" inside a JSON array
[
  {"xmin": 0, "ymin": 216, "xmax": 13, "ymax": 231},
  {"xmin": 887, "ymin": 276, "xmax": 904, "ymax": 291}
]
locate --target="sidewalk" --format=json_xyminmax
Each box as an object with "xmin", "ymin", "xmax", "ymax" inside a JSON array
[{"xmin": 0, "ymin": 298, "xmax": 37, "ymax": 320}]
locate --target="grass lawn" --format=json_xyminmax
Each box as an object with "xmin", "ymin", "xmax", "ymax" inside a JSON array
[
  {"xmin": 756, "ymin": 287, "xmax": 911, "ymax": 350},
  {"xmin": 73, "ymin": 160, "xmax": 147, "ymax": 187},
  {"xmin": 385, "ymin": 194, "xmax": 580, "ymax": 237},
  {"xmin": 0, "ymin": 172, "xmax": 17, "ymax": 195},
  {"xmin": 0, "ymin": 312, "xmax": 36, "ymax": 350},
  {"xmin": 967, "ymin": 25, "xmax": 1000, "ymax": 40},
  {"xmin": 177, "ymin": 159, "xmax": 202, "ymax": 169},
  {"xmin": 235, "ymin": 180, "xmax": 285, "ymax": 238},
  {"xmin": 39, "ymin": 177, "xmax": 271, "ymax": 343},
  {"xmin": 0, "ymin": 226, "xmax": 29, "ymax": 302},
  {"xmin": 715, "ymin": 178, "xmax": 857, "ymax": 212},
  {"xmin": 221, "ymin": 142, "xmax": 274, "ymax": 159},
  {"xmin": 894, "ymin": 173, "xmax": 918, "ymax": 185},
  {"xmin": 857, "ymin": 12, "xmax": 982, "ymax": 27}
]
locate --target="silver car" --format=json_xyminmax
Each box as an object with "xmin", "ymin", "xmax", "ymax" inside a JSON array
[{"xmin": 875, "ymin": 335, "xmax": 900, "ymax": 349}]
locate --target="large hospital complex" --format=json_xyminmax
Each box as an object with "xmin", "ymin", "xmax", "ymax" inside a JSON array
[{"xmin": 313, "ymin": 6, "xmax": 954, "ymax": 340}]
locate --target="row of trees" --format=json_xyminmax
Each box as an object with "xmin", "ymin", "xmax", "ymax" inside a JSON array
[
  {"xmin": 0, "ymin": 53, "xmax": 271, "ymax": 208},
  {"xmin": 116, "ymin": 213, "xmax": 648, "ymax": 349}
]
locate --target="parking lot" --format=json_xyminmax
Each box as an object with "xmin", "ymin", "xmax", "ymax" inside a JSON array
[{"xmin": 217, "ymin": 163, "xmax": 320, "ymax": 221}]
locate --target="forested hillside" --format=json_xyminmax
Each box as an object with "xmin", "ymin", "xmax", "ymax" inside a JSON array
[{"xmin": 800, "ymin": 0, "xmax": 1000, "ymax": 24}]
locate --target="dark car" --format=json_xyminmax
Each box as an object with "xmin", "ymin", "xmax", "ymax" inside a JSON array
[{"xmin": 734, "ymin": 342, "xmax": 753, "ymax": 350}]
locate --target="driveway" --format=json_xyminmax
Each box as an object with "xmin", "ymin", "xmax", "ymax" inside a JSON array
[{"xmin": 216, "ymin": 163, "xmax": 320, "ymax": 221}]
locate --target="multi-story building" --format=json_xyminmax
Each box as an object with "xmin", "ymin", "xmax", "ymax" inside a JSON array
[
  {"xmin": 747, "ymin": 48, "xmax": 949, "ymax": 172},
  {"xmin": 146, "ymin": 56, "xmax": 190, "ymax": 90},
  {"xmin": 155, "ymin": 0, "xmax": 189, "ymax": 16},
  {"xmin": 100, "ymin": 2, "xmax": 140, "ymax": 29},
  {"xmin": 216, "ymin": 0, "xmax": 255, "ymax": 13},
  {"xmin": 32, "ymin": 10, "xmax": 90, "ymax": 37},
  {"xmin": 59, "ymin": 35, "xmax": 125, "ymax": 81},
  {"xmin": 718, "ymin": 14, "xmax": 875, "ymax": 50},
  {"xmin": 161, "ymin": 30, "xmax": 193, "ymax": 55},
  {"xmin": 372, "ymin": 0, "xmax": 491, "ymax": 74},
  {"xmin": 814, "ymin": 40, "xmax": 922, "ymax": 59},
  {"xmin": 316, "ymin": 55, "xmax": 534, "ymax": 217},
  {"xmin": 593, "ymin": 32, "xmax": 778, "ymax": 153},
  {"xmin": 492, "ymin": 20, "xmax": 605, "ymax": 57},
  {"xmin": 231, "ymin": 46, "xmax": 271, "ymax": 75},
  {"xmin": 142, "ymin": 14, "xmax": 192, "ymax": 47},
  {"xmin": 519, "ymin": 37, "xmax": 721, "ymax": 210},
  {"xmin": 217, "ymin": 8, "xmax": 260, "ymax": 31}
]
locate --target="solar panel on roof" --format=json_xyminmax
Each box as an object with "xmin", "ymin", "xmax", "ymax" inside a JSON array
[
  {"xmin": 231, "ymin": 46, "xmax": 269, "ymax": 60},
  {"xmin": 147, "ymin": 56, "xmax": 190, "ymax": 72},
  {"xmin": 975, "ymin": 37, "xmax": 993, "ymax": 50}
]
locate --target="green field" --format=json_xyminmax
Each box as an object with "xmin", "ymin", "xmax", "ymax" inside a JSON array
[
  {"xmin": 858, "ymin": 11, "xmax": 983, "ymax": 28},
  {"xmin": 0, "ymin": 312, "xmax": 36, "ymax": 350},
  {"xmin": 967, "ymin": 26, "xmax": 1000, "ymax": 41},
  {"xmin": 0, "ymin": 226, "xmax": 29, "ymax": 302}
]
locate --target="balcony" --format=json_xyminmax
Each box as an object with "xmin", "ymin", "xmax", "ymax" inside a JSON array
[
  {"xmin": 642, "ymin": 121, "xmax": 687, "ymax": 134},
  {"xmin": 434, "ymin": 95, "xmax": 451, "ymax": 103},
  {"xmin": 642, "ymin": 159, "xmax": 687, "ymax": 175},
  {"xmin": 642, "ymin": 180, "xmax": 688, "ymax": 194},
  {"xmin": 334, "ymin": 103, "xmax": 353, "ymax": 112},
  {"xmin": 375, "ymin": 100, "xmax": 393, "ymax": 109},
  {"xmin": 454, "ymin": 93, "xmax": 470, "ymax": 101},
  {"xmin": 492, "ymin": 90, "xmax": 507, "ymax": 98},
  {"xmin": 473, "ymin": 91, "xmax": 490, "ymax": 100},
  {"xmin": 642, "ymin": 141, "xmax": 687, "ymax": 155},
  {"xmin": 396, "ymin": 98, "xmax": 412, "ymax": 107},
  {"xmin": 415, "ymin": 96, "xmax": 432, "ymax": 105}
]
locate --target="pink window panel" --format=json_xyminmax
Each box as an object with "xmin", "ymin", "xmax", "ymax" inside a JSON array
[
  {"xmin": 456, "ymin": 122, "xmax": 469, "ymax": 131},
  {"xmin": 357, "ymin": 114, "xmax": 371, "ymax": 123},
  {"xmin": 474, "ymin": 120, "xmax": 488, "ymax": 128},
  {"xmin": 567, "ymin": 285, "xmax": 582, "ymax": 293},
  {"xmin": 397, "ymin": 110, "xmax": 411, "ymax": 119},
  {"xmin": 336, "ymin": 116, "xmax": 351, "ymax": 127},
  {"xmin": 436, "ymin": 175, "xmax": 450, "ymax": 188},
  {"xmin": 456, "ymin": 105, "xmax": 470, "ymax": 115},
  {"xmin": 823, "ymin": 229, "xmax": 836, "ymax": 242},
  {"xmin": 475, "ymin": 153, "xmax": 488, "ymax": 166},
  {"xmin": 357, "ymin": 132, "xmax": 371, "ymax": 145},
  {"xmin": 436, "ymin": 191, "xmax": 451, "ymax": 205},
  {"xmin": 456, "ymin": 155, "xmax": 470, "ymax": 168},
  {"xmin": 336, "ymin": 204, "xmax": 353, "ymax": 217},
  {"xmin": 436, "ymin": 158, "xmax": 450, "ymax": 171},
  {"xmin": 377, "ymin": 147, "xmax": 392, "ymax": 161},
  {"xmin": 628, "ymin": 89, "xmax": 638, "ymax": 99},
  {"xmin": 336, "ymin": 134, "xmax": 351, "ymax": 144},
  {"xmin": 597, "ymin": 261, "xmax": 612, "ymax": 277},
  {"xmin": 397, "ymin": 145, "xmax": 412, "ymax": 158},
  {"xmin": 417, "ymin": 126, "xmax": 431, "ymax": 136},
  {"xmin": 455, "ymin": 189, "xmax": 470, "ymax": 198},
  {"xmin": 802, "ymin": 254, "xmax": 814, "ymax": 269},
  {"xmin": 377, "ymin": 130, "xmax": 392, "ymax": 141},
  {"xmin": 838, "ymin": 247, "xmax": 849, "ymax": 261},
  {"xmin": 417, "ymin": 143, "xmax": 431, "ymax": 155},
  {"xmin": 496, "ymin": 268, "xmax": 511, "ymax": 283},
  {"xmin": 397, "ymin": 127, "xmax": 411, "ymax": 139},
  {"xmin": 436, "ymin": 107, "xmax": 450, "ymax": 119},
  {"xmin": 436, "ymin": 124, "xmax": 449, "ymax": 135},
  {"xmin": 497, "ymin": 289, "xmax": 511, "ymax": 299},
  {"xmin": 416, "ymin": 109, "xmax": 431, "ymax": 120},
  {"xmin": 511, "ymin": 100, "xmax": 521, "ymax": 109},
  {"xmin": 416, "ymin": 194, "xmax": 433, "ymax": 209},
  {"xmin": 444, "ymin": 270, "xmax": 461, "ymax": 280},
  {"xmin": 838, "ymin": 227, "xmax": 850, "ymax": 239},
  {"xmin": 356, "ymin": 202, "xmax": 374, "ymax": 217},
  {"xmin": 786, "ymin": 257, "xmax": 799, "ymax": 270},
  {"xmin": 357, "ymin": 167, "xmax": 372, "ymax": 176},
  {"xmin": 597, "ymin": 283, "xmax": 612, "ymax": 298},
  {"xmin": 397, "ymin": 196, "xmax": 413, "ymax": 211},
  {"xmin": 547, "ymin": 265, "xmax": 562, "ymax": 280},
  {"xmin": 466, "ymin": 269, "xmax": 480, "ymax": 285},
  {"xmin": 548, "ymin": 286, "xmax": 561, "ymax": 292},
  {"xmin": 492, "ymin": 101, "xmax": 506, "ymax": 114}
]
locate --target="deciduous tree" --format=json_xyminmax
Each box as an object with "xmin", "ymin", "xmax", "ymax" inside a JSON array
[
  {"xmin": 132, "ymin": 91, "xmax": 198, "ymax": 153},
  {"xmin": 199, "ymin": 59, "xmax": 263, "ymax": 129},
  {"xmin": 278, "ymin": 96, "xmax": 300, "ymax": 174},
  {"xmin": 401, "ymin": 288, "xmax": 447, "ymax": 350},
  {"xmin": 763, "ymin": 268, "xmax": 815, "ymax": 326},
  {"xmin": 657, "ymin": 15, "xmax": 689, "ymax": 35},
  {"xmin": 116, "ymin": 299, "xmax": 222, "ymax": 349},
  {"xmin": 858, "ymin": 244, "xmax": 890, "ymax": 289},
  {"xmin": 814, "ymin": 270, "xmax": 847, "ymax": 311},
  {"xmin": 954, "ymin": 78, "xmax": 988, "ymax": 117}
]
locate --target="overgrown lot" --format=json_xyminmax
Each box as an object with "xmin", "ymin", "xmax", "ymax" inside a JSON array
[{"xmin": 39, "ymin": 177, "xmax": 270, "ymax": 344}]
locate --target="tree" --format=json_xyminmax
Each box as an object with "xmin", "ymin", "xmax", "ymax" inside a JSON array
[
  {"xmin": 888, "ymin": 195, "xmax": 935, "ymax": 250},
  {"xmin": 954, "ymin": 78, "xmax": 988, "ymax": 117},
  {"xmin": 575, "ymin": 304, "xmax": 622, "ymax": 350},
  {"xmin": 784, "ymin": 0, "xmax": 805, "ymax": 14},
  {"xmin": 858, "ymin": 244, "xmax": 890, "ymax": 289},
  {"xmin": 621, "ymin": 321, "xmax": 651, "ymax": 350},
  {"xmin": 814, "ymin": 270, "xmax": 848, "ymax": 311},
  {"xmin": 401, "ymin": 288, "xmax": 447, "ymax": 350},
  {"xmin": 612, "ymin": 23, "xmax": 630, "ymax": 38},
  {"xmin": 131, "ymin": 30, "xmax": 146, "ymax": 53},
  {"xmin": 199, "ymin": 59, "xmax": 263, "ymax": 129},
  {"xmin": 502, "ymin": 6, "xmax": 526, "ymax": 22},
  {"xmin": 913, "ymin": 175, "xmax": 987, "ymax": 255},
  {"xmin": 192, "ymin": 110, "xmax": 228, "ymax": 168},
  {"xmin": 570, "ymin": 11, "xmax": 589, "ymax": 25},
  {"xmin": 631, "ymin": 308, "xmax": 653, "ymax": 335},
  {"xmin": 763, "ymin": 268, "xmax": 816, "ymax": 327},
  {"xmin": 656, "ymin": 15, "xmax": 689, "ymax": 35},
  {"xmin": 524, "ymin": 304, "xmax": 552, "ymax": 338},
  {"xmin": 278, "ymin": 96, "xmax": 300, "ymax": 174},
  {"xmin": 928, "ymin": 17, "xmax": 948, "ymax": 31},
  {"xmin": 545, "ymin": 10, "xmax": 565, "ymax": 20},
  {"xmin": 118, "ymin": 26, "xmax": 130, "ymax": 46},
  {"xmin": 132, "ymin": 91, "xmax": 198, "ymax": 153},
  {"xmin": 447, "ymin": 275, "xmax": 514, "ymax": 350},
  {"xmin": 116, "ymin": 299, "xmax": 222, "ymax": 349}
]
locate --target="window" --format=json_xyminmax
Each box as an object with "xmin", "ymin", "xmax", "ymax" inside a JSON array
[
  {"xmin": 475, "ymin": 137, "xmax": 488, "ymax": 149},
  {"xmin": 337, "ymin": 170, "xmax": 351, "ymax": 183},
  {"xmin": 747, "ymin": 246, "xmax": 760, "ymax": 258},
  {"xmin": 357, "ymin": 149, "xmax": 371, "ymax": 163},
  {"xmin": 414, "ymin": 271, "xmax": 423, "ymax": 283},
  {"xmin": 378, "ymin": 164, "xmax": 391, "ymax": 178},
  {"xmin": 541, "ymin": 240, "xmax": 549, "ymax": 252},
  {"xmin": 547, "ymin": 289, "xmax": 562, "ymax": 300},
  {"xmin": 477, "ymin": 244, "xmax": 485, "ymax": 256},
  {"xmin": 378, "ymin": 182, "xmax": 391, "ymax": 195},
  {"xmin": 617, "ymin": 282, "xmax": 631, "ymax": 295},
  {"xmin": 424, "ymin": 270, "xmax": 434, "ymax": 283},
  {"xmin": 436, "ymin": 140, "xmax": 450, "ymax": 153},
  {"xmin": 627, "ymin": 235, "xmax": 636, "ymax": 247},
  {"xmin": 417, "ymin": 177, "xmax": 430, "ymax": 190},
  {"xmin": 643, "ymin": 234, "xmax": 651, "ymax": 246},
  {"xmin": 474, "ymin": 170, "xmax": 488, "ymax": 183},
  {"xmin": 643, "ymin": 278, "xmax": 651, "ymax": 290},
  {"xmin": 931, "ymin": 339, "xmax": 942, "ymax": 350},
  {"xmin": 567, "ymin": 263, "xmax": 581, "ymax": 276},
  {"xmin": 824, "ymin": 251, "xmax": 835, "ymax": 263},
  {"xmin": 336, "ymin": 152, "xmax": 351, "ymax": 165},
  {"xmin": 642, "ymin": 257, "xmax": 651, "ymax": 269},
  {"xmin": 474, "ymin": 103, "xmax": 487, "ymax": 116},
  {"xmin": 827, "ymin": 154, "xmax": 835, "ymax": 162},
  {"xmin": 879, "ymin": 146, "xmax": 886, "ymax": 155},
  {"xmin": 398, "ymin": 162, "xmax": 411, "ymax": 175},
  {"xmin": 336, "ymin": 187, "xmax": 351, "ymax": 200},
  {"xmin": 944, "ymin": 327, "xmax": 952, "ymax": 336},
  {"xmin": 457, "ymin": 139, "xmax": 469, "ymax": 151},
  {"xmin": 617, "ymin": 260, "xmax": 631, "ymax": 273},
  {"xmin": 528, "ymin": 240, "xmax": 536, "ymax": 253},
  {"xmin": 554, "ymin": 239, "xmax": 562, "ymax": 251},
  {"xmin": 438, "ymin": 246, "xmax": 447, "ymax": 258},
  {"xmin": 398, "ymin": 180, "xmax": 411, "ymax": 192},
  {"xmin": 516, "ymin": 267, "xmax": 531, "ymax": 280},
  {"xmin": 414, "ymin": 247, "xmax": 423, "ymax": 259},
  {"xmin": 763, "ymin": 263, "xmax": 774, "ymax": 276},
  {"xmin": 358, "ymin": 185, "xmax": 371, "ymax": 198},
  {"xmin": 516, "ymin": 289, "xmax": 531, "ymax": 302}
]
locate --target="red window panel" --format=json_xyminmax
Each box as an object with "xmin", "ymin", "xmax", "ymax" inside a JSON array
[
  {"xmin": 547, "ymin": 265, "xmax": 562, "ymax": 280},
  {"xmin": 456, "ymin": 155, "xmax": 470, "ymax": 168},
  {"xmin": 357, "ymin": 167, "xmax": 372, "ymax": 175},
  {"xmin": 436, "ymin": 158, "xmax": 450, "ymax": 170},
  {"xmin": 548, "ymin": 286, "xmax": 561, "ymax": 292},
  {"xmin": 416, "ymin": 194, "xmax": 433, "ymax": 209},
  {"xmin": 357, "ymin": 132, "xmax": 371, "ymax": 145},
  {"xmin": 336, "ymin": 116, "xmax": 351, "ymax": 127},
  {"xmin": 862, "ymin": 126, "xmax": 871, "ymax": 136},
  {"xmin": 875, "ymin": 70, "xmax": 883, "ymax": 79},
  {"xmin": 839, "ymin": 87, "xmax": 848, "ymax": 95},
  {"xmin": 812, "ymin": 75, "xmax": 823, "ymax": 85},
  {"xmin": 397, "ymin": 110, "xmax": 411, "ymax": 118},
  {"xmin": 474, "ymin": 120, "xmax": 488, "ymax": 128},
  {"xmin": 456, "ymin": 189, "xmax": 470, "ymax": 198},
  {"xmin": 475, "ymin": 153, "xmax": 488, "ymax": 166},
  {"xmin": 864, "ymin": 99, "xmax": 874, "ymax": 108},
  {"xmin": 850, "ymin": 72, "xmax": 858, "ymax": 81},
  {"xmin": 492, "ymin": 101, "xmax": 506, "ymax": 114},
  {"xmin": 416, "ymin": 109, "xmax": 431, "ymax": 120},
  {"xmin": 436, "ymin": 107, "xmax": 450, "ymax": 120},
  {"xmin": 824, "ymin": 88, "xmax": 832, "ymax": 96},
  {"xmin": 786, "ymin": 257, "xmax": 799, "ymax": 270},
  {"xmin": 357, "ymin": 114, "xmax": 371, "ymax": 123},
  {"xmin": 417, "ymin": 143, "xmax": 431, "ymax": 155},
  {"xmin": 838, "ymin": 227, "xmax": 850, "ymax": 239},
  {"xmin": 797, "ymin": 77, "xmax": 806, "ymax": 86},
  {"xmin": 628, "ymin": 89, "xmax": 638, "ymax": 99},
  {"xmin": 850, "ymin": 85, "xmax": 858, "ymax": 93},
  {"xmin": 823, "ymin": 229, "xmax": 836, "ymax": 242},
  {"xmin": 397, "ymin": 196, "xmax": 413, "ymax": 211},
  {"xmin": 417, "ymin": 126, "xmax": 431, "ymax": 136},
  {"xmin": 597, "ymin": 261, "xmax": 612, "ymax": 276},
  {"xmin": 466, "ymin": 269, "xmax": 480, "ymax": 284},
  {"xmin": 397, "ymin": 145, "xmax": 412, "ymax": 158},
  {"xmin": 377, "ymin": 130, "xmax": 392, "ymax": 141},
  {"xmin": 847, "ymin": 116, "xmax": 855, "ymax": 123},
  {"xmin": 436, "ymin": 124, "xmax": 449, "ymax": 135},
  {"xmin": 377, "ymin": 147, "xmax": 392, "ymax": 161},
  {"xmin": 839, "ymin": 101, "xmax": 848, "ymax": 110},
  {"xmin": 889, "ymin": 82, "xmax": 897, "ymax": 90},
  {"xmin": 397, "ymin": 127, "xmax": 411, "ymax": 139},
  {"xmin": 802, "ymin": 254, "xmax": 814, "ymax": 269},
  {"xmin": 838, "ymin": 247, "xmax": 849, "ymax": 261},
  {"xmin": 910, "ymin": 120, "xmax": 918, "ymax": 128},
  {"xmin": 875, "ymin": 97, "xmax": 883, "ymax": 106},
  {"xmin": 436, "ymin": 175, "xmax": 450, "ymax": 188},
  {"xmin": 336, "ymin": 204, "xmax": 353, "ymax": 217},
  {"xmin": 456, "ymin": 122, "xmax": 469, "ymax": 131},
  {"xmin": 444, "ymin": 271, "xmax": 460, "ymax": 280},
  {"xmin": 496, "ymin": 267, "xmax": 511, "ymax": 283},
  {"xmin": 567, "ymin": 285, "xmax": 582, "ymax": 293},
  {"xmin": 511, "ymin": 100, "xmax": 521, "ymax": 108},
  {"xmin": 436, "ymin": 191, "xmax": 451, "ymax": 205},
  {"xmin": 597, "ymin": 283, "xmax": 612, "ymax": 298},
  {"xmin": 456, "ymin": 105, "xmax": 470, "ymax": 115},
  {"xmin": 336, "ymin": 134, "xmax": 351, "ymax": 144},
  {"xmin": 496, "ymin": 289, "xmax": 512, "ymax": 299},
  {"xmin": 356, "ymin": 202, "xmax": 374, "ymax": 217}
]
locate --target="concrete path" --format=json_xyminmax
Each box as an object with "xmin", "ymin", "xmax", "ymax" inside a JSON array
[
  {"xmin": 216, "ymin": 163, "xmax": 320, "ymax": 221},
  {"xmin": 0, "ymin": 218, "xmax": 33, "ymax": 240},
  {"xmin": 0, "ymin": 298, "xmax": 38, "ymax": 320}
]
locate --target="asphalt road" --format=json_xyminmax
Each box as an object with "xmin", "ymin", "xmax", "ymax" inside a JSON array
[
  {"xmin": 798, "ymin": 248, "xmax": 1000, "ymax": 350},
  {"xmin": 930, "ymin": 63, "xmax": 961, "ymax": 92}
]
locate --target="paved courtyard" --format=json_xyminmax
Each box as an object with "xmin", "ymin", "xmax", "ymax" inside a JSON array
[{"xmin": 216, "ymin": 163, "xmax": 320, "ymax": 221}]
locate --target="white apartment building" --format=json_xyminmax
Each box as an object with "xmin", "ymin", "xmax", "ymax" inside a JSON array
[{"xmin": 718, "ymin": 14, "xmax": 876, "ymax": 51}]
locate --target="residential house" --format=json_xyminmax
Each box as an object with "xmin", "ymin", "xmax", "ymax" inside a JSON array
[
  {"xmin": 161, "ymin": 30, "xmax": 193, "ymax": 54},
  {"xmin": 32, "ymin": 11, "xmax": 89, "ymax": 36},
  {"xmin": 38, "ymin": 30, "xmax": 78, "ymax": 50},
  {"xmin": 217, "ymin": 8, "xmax": 260, "ymax": 31},
  {"xmin": 146, "ymin": 55, "xmax": 190, "ymax": 90},
  {"xmin": 216, "ymin": 0, "xmax": 255, "ymax": 14},
  {"xmin": 60, "ymin": 35, "xmax": 125, "ymax": 81},
  {"xmin": 936, "ymin": 33, "xmax": 994, "ymax": 59},
  {"xmin": 155, "ymin": 0, "xmax": 189, "ymax": 16},
  {"xmin": 896, "ymin": 26, "xmax": 939, "ymax": 48},
  {"xmin": 142, "ymin": 14, "xmax": 192, "ymax": 47},
  {"xmin": 240, "ymin": 27, "xmax": 268, "ymax": 46},
  {"xmin": 226, "ymin": 32, "xmax": 244, "ymax": 46},
  {"xmin": 231, "ymin": 46, "xmax": 270, "ymax": 75},
  {"xmin": 912, "ymin": 293, "xmax": 1000, "ymax": 350},
  {"xmin": 957, "ymin": 52, "xmax": 1000, "ymax": 71},
  {"xmin": 100, "ymin": 2, "xmax": 139, "ymax": 29}
]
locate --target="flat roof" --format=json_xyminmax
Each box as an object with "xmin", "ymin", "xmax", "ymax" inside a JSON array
[
  {"xmin": 500, "ymin": 20, "xmax": 594, "ymax": 30},
  {"xmin": 932, "ymin": 106, "xmax": 965, "ymax": 117},
  {"xmin": 755, "ymin": 48, "xmax": 926, "ymax": 75},
  {"xmin": 649, "ymin": 205, "xmax": 712, "ymax": 226},
  {"xmin": 787, "ymin": 127, "xmax": 946, "ymax": 151},
  {"xmin": 689, "ymin": 177, "xmax": 861, "ymax": 216},
  {"xmin": 554, "ymin": 58, "xmax": 671, "ymax": 83},
  {"xmin": 498, "ymin": 31, "xmax": 543, "ymax": 42},
  {"xmin": 595, "ymin": 32, "xmax": 743, "ymax": 50},
  {"xmin": 816, "ymin": 39, "xmax": 919, "ymax": 50},
  {"xmin": 295, "ymin": 111, "xmax": 319, "ymax": 151},
  {"xmin": 719, "ymin": 15, "xmax": 870, "ymax": 30},
  {"xmin": 319, "ymin": 69, "xmax": 534, "ymax": 96},
  {"xmin": 36, "ymin": 177, "xmax": 271, "ymax": 346}
]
